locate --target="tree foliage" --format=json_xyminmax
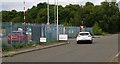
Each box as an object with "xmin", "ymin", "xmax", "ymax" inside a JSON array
[
  {"xmin": 93, "ymin": 22, "xmax": 102, "ymax": 35},
  {"xmin": 2, "ymin": 2, "xmax": 120, "ymax": 33}
]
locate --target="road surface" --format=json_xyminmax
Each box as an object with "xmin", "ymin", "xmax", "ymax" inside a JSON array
[{"xmin": 3, "ymin": 34, "xmax": 118, "ymax": 62}]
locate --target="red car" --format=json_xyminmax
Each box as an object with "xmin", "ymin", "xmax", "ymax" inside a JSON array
[{"xmin": 7, "ymin": 31, "xmax": 28, "ymax": 44}]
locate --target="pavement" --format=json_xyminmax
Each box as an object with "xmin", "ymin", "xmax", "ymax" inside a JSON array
[
  {"xmin": 2, "ymin": 41, "xmax": 69, "ymax": 57},
  {"xmin": 3, "ymin": 34, "xmax": 118, "ymax": 62}
]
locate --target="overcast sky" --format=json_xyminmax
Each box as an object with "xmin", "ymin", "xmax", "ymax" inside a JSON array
[{"xmin": 1, "ymin": 0, "xmax": 120, "ymax": 11}]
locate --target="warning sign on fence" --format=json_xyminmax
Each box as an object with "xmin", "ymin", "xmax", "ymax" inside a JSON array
[
  {"xmin": 40, "ymin": 37, "xmax": 46, "ymax": 42},
  {"xmin": 59, "ymin": 34, "xmax": 68, "ymax": 41}
]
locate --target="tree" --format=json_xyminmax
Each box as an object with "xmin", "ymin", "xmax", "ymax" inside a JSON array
[
  {"xmin": 35, "ymin": 8, "xmax": 47, "ymax": 23},
  {"xmin": 2, "ymin": 2, "xmax": 120, "ymax": 33},
  {"xmin": 26, "ymin": 6, "xmax": 38, "ymax": 23},
  {"xmin": 10, "ymin": 16, "xmax": 21, "ymax": 22},
  {"xmin": 93, "ymin": 22, "xmax": 102, "ymax": 35},
  {"xmin": 0, "ymin": 12, "xmax": 1, "ymax": 23}
]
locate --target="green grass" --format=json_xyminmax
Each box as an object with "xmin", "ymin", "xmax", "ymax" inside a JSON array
[
  {"xmin": 101, "ymin": 32, "xmax": 108, "ymax": 36},
  {"xmin": 2, "ymin": 41, "xmax": 62, "ymax": 52},
  {"xmin": 2, "ymin": 42, "xmax": 35, "ymax": 52}
]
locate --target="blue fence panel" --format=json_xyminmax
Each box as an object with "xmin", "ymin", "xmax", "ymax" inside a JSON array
[
  {"xmin": 2, "ymin": 22, "xmax": 93, "ymax": 44},
  {"xmin": 65, "ymin": 27, "xmax": 80, "ymax": 38},
  {"xmin": 46, "ymin": 24, "xmax": 64, "ymax": 42},
  {"xmin": 85, "ymin": 27, "xmax": 93, "ymax": 33},
  {"xmin": 31, "ymin": 24, "xmax": 64, "ymax": 42}
]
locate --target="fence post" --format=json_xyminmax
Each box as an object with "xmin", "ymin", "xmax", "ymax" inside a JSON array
[
  {"xmin": 41, "ymin": 24, "xmax": 44, "ymax": 37},
  {"xmin": 28, "ymin": 23, "xmax": 30, "ymax": 43},
  {"xmin": 10, "ymin": 22, "xmax": 13, "ymax": 48},
  {"xmin": 63, "ymin": 27, "xmax": 66, "ymax": 34}
]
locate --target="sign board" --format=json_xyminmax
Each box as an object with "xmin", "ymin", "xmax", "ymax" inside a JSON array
[
  {"xmin": 40, "ymin": 37, "xmax": 46, "ymax": 42},
  {"xmin": 59, "ymin": 34, "xmax": 68, "ymax": 41},
  {"xmin": 80, "ymin": 26, "xmax": 84, "ymax": 29}
]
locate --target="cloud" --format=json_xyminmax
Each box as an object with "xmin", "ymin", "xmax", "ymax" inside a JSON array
[
  {"xmin": 1, "ymin": 0, "xmax": 47, "ymax": 11},
  {"xmin": 2, "ymin": 2, "xmax": 23, "ymax": 11},
  {"xmin": 2, "ymin": 2, "xmax": 38, "ymax": 11},
  {"xmin": 1, "ymin": 0, "xmax": 107, "ymax": 11},
  {"xmin": 2, "ymin": 0, "xmax": 42, "ymax": 2}
]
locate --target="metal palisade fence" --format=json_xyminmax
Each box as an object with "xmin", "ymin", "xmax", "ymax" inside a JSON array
[
  {"xmin": 65, "ymin": 27, "xmax": 80, "ymax": 38},
  {"xmin": 31, "ymin": 24, "xmax": 64, "ymax": 42},
  {"xmin": 1, "ymin": 22, "xmax": 92, "ymax": 44}
]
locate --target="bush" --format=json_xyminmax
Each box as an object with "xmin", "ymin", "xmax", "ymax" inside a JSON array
[
  {"xmin": 2, "ymin": 44, "xmax": 13, "ymax": 51},
  {"xmin": 2, "ymin": 42, "xmax": 50, "ymax": 52},
  {"xmin": 93, "ymin": 22, "xmax": 102, "ymax": 35},
  {"xmin": 13, "ymin": 43, "xmax": 35, "ymax": 49},
  {"xmin": 102, "ymin": 32, "xmax": 108, "ymax": 36},
  {"xmin": 2, "ymin": 43, "xmax": 34, "ymax": 51},
  {"xmin": 13, "ymin": 43, "xmax": 24, "ymax": 49}
]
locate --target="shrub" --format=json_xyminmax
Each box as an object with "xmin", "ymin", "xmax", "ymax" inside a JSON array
[
  {"xmin": 2, "ymin": 44, "xmax": 13, "ymax": 51},
  {"xmin": 93, "ymin": 22, "xmax": 102, "ymax": 35}
]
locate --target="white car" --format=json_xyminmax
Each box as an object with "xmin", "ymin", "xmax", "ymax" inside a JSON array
[{"xmin": 76, "ymin": 32, "xmax": 93, "ymax": 44}]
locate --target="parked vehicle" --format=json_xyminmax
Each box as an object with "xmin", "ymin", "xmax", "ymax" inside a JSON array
[
  {"xmin": 7, "ymin": 31, "xmax": 28, "ymax": 44},
  {"xmin": 76, "ymin": 32, "xmax": 93, "ymax": 44}
]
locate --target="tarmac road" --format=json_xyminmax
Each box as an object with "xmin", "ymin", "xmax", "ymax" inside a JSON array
[{"xmin": 3, "ymin": 34, "xmax": 118, "ymax": 62}]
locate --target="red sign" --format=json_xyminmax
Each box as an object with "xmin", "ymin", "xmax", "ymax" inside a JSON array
[{"xmin": 80, "ymin": 26, "xmax": 84, "ymax": 29}]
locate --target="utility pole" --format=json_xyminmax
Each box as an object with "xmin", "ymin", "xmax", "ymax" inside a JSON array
[
  {"xmin": 47, "ymin": 0, "xmax": 50, "ymax": 25},
  {"xmin": 10, "ymin": 22, "xmax": 12, "ymax": 47},
  {"xmin": 54, "ymin": 0, "xmax": 56, "ymax": 24},
  {"xmin": 56, "ymin": 0, "xmax": 59, "ymax": 40},
  {"xmin": 24, "ymin": 0, "xmax": 26, "ymax": 31}
]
